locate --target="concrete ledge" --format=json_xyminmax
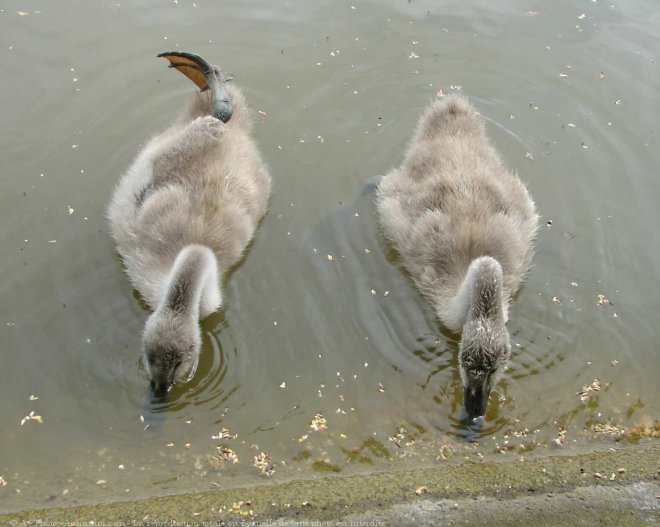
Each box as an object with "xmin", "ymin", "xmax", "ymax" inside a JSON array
[{"xmin": 2, "ymin": 443, "xmax": 658, "ymax": 526}]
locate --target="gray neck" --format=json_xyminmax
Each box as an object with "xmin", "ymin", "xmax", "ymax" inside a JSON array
[
  {"xmin": 206, "ymin": 68, "xmax": 233, "ymax": 123},
  {"xmin": 465, "ymin": 256, "xmax": 505, "ymax": 322},
  {"xmin": 161, "ymin": 245, "xmax": 220, "ymax": 319},
  {"xmin": 443, "ymin": 256, "xmax": 507, "ymax": 330}
]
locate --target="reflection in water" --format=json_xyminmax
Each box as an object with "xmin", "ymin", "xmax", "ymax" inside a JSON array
[{"xmin": 1, "ymin": 0, "xmax": 659, "ymax": 513}]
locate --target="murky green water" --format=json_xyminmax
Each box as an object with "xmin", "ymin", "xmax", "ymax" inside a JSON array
[{"xmin": 1, "ymin": 0, "xmax": 658, "ymax": 513}]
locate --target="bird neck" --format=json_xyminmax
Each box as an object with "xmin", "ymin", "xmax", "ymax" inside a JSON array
[
  {"xmin": 205, "ymin": 67, "xmax": 233, "ymax": 123},
  {"xmin": 160, "ymin": 245, "xmax": 221, "ymax": 320},
  {"xmin": 464, "ymin": 256, "xmax": 506, "ymax": 323},
  {"xmin": 445, "ymin": 256, "xmax": 507, "ymax": 329}
]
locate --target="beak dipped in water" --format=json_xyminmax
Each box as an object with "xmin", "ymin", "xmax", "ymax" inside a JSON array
[
  {"xmin": 464, "ymin": 385, "xmax": 489, "ymax": 421},
  {"xmin": 150, "ymin": 379, "xmax": 173, "ymax": 400}
]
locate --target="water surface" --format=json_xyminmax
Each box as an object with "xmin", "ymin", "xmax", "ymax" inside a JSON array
[{"xmin": 1, "ymin": 0, "xmax": 658, "ymax": 512}]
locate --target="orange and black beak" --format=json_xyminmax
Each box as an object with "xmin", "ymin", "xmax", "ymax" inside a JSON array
[{"xmin": 158, "ymin": 51, "xmax": 233, "ymax": 123}]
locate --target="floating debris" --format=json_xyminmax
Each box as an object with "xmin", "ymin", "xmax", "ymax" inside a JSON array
[
  {"xmin": 28, "ymin": 394, "xmax": 38, "ymax": 401},
  {"xmin": 0, "ymin": 476, "xmax": 6, "ymax": 487},
  {"xmin": 310, "ymin": 413, "xmax": 328, "ymax": 431},
  {"xmin": 253, "ymin": 452, "xmax": 275, "ymax": 476},
  {"xmin": 20, "ymin": 411, "xmax": 43, "ymax": 426},
  {"xmin": 592, "ymin": 422, "xmax": 625, "ymax": 437},
  {"xmin": 389, "ymin": 427, "xmax": 407, "ymax": 448},
  {"xmin": 216, "ymin": 446, "xmax": 239, "ymax": 464},
  {"xmin": 626, "ymin": 417, "xmax": 660, "ymax": 439},
  {"xmin": 327, "ymin": 254, "xmax": 335, "ymax": 261},
  {"xmin": 96, "ymin": 479, "xmax": 107, "ymax": 485},
  {"xmin": 211, "ymin": 427, "xmax": 235, "ymax": 440},
  {"xmin": 415, "ymin": 486, "xmax": 429, "ymax": 495},
  {"xmin": 597, "ymin": 294, "xmax": 611, "ymax": 306},
  {"xmin": 578, "ymin": 378, "xmax": 601, "ymax": 403},
  {"xmin": 553, "ymin": 427, "xmax": 567, "ymax": 446}
]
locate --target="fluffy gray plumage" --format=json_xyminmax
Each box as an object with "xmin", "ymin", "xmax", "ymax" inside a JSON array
[
  {"xmin": 108, "ymin": 83, "xmax": 271, "ymax": 397},
  {"xmin": 376, "ymin": 96, "xmax": 538, "ymax": 419}
]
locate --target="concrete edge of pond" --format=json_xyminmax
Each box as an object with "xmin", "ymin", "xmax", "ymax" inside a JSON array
[{"xmin": 2, "ymin": 442, "xmax": 658, "ymax": 526}]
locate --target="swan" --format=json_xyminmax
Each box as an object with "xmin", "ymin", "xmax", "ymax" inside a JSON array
[
  {"xmin": 108, "ymin": 52, "xmax": 271, "ymax": 398},
  {"xmin": 376, "ymin": 96, "xmax": 538, "ymax": 419}
]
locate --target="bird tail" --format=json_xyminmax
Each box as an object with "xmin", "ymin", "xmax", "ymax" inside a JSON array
[{"xmin": 415, "ymin": 95, "xmax": 482, "ymax": 141}]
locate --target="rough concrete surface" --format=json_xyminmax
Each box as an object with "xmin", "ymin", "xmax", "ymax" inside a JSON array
[{"xmin": 1, "ymin": 443, "xmax": 658, "ymax": 526}]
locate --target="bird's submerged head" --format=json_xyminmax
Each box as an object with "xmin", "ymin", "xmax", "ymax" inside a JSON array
[
  {"xmin": 459, "ymin": 317, "xmax": 510, "ymax": 420},
  {"xmin": 142, "ymin": 308, "xmax": 201, "ymax": 399}
]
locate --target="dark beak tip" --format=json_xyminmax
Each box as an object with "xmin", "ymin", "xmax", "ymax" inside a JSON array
[
  {"xmin": 150, "ymin": 381, "xmax": 173, "ymax": 399},
  {"xmin": 463, "ymin": 386, "xmax": 489, "ymax": 421}
]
